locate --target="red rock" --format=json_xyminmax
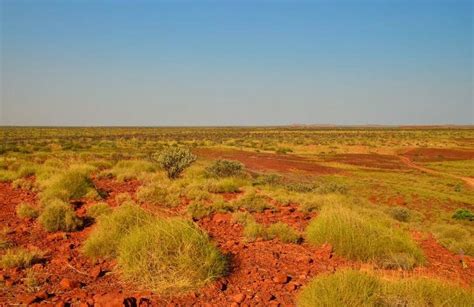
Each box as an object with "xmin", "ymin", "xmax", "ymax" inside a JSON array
[
  {"xmin": 19, "ymin": 293, "xmax": 37, "ymax": 304},
  {"xmin": 59, "ymin": 278, "xmax": 80, "ymax": 290},
  {"xmin": 232, "ymin": 293, "xmax": 246, "ymax": 303},
  {"xmin": 90, "ymin": 266, "xmax": 103, "ymax": 279},
  {"xmin": 272, "ymin": 273, "xmax": 289, "ymax": 284}
]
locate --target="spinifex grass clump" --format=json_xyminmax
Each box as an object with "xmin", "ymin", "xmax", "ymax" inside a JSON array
[
  {"xmin": 305, "ymin": 205, "xmax": 424, "ymax": 269},
  {"xmin": 297, "ymin": 270, "xmax": 473, "ymax": 307},
  {"xmin": 40, "ymin": 166, "xmax": 98, "ymax": 203},
  {"xmin": 136, "ymin": 182, "xmax": 181, "ymax": 207},
  {"xmin": 87, "ymin": 202, "xmax": 113, "ymax": 219},
  {"xmin": 100, "ymin": 160, "xmax": 156, "ymax": 182},
  {"xmin": 0, "ymin": 248, "xmax": 44, "ymax": 269},
  {"xmin": 16, "ymin": 203, "xmax": 39, "ymax": 219},
  {"xmin": 38, "ymin": 200, "xmax": 83, "ymax": 232},
  {"xmin": 432, "ymin": 224, "xmax": 474, "ymax": 256},
  {"xmin": 83, "ymin": 204, "xmax": 227, "ymax": 293},
  {"xmin": 117, "ymin": 217, "xmax": 227, "ymax": 293}
]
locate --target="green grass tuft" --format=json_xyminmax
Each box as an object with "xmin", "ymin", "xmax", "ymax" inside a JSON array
[
  {"xmin": 0, "ymin": 248, "xmax": 44, "ymax": 269},
  {"xmin": 38, "ymin": 200, "xmax": 83, "ymax": 232},
  {"xmin": 16, "ymin": 203, "xmax": 40, "ymax": 219},
  {"xmin": 305, "ymin": 205, "xmax": 424, "ymax": 268}
]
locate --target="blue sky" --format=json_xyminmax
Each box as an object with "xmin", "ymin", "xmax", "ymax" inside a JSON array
[{"xmin": 1, "ymin": 0, "xmax": 472, "ymax": 126}]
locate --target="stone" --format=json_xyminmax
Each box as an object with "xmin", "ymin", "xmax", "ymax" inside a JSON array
[
  {"xmin": 232, "ymin": 293, "xmax": 246, "ymax": 303},
  {"xmin": 59, "ymin": 278, "xmax": 80, "ymax": 290}
]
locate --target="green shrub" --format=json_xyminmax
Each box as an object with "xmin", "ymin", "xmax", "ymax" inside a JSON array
[
  {"xmin": 243, "ymin": 219, "xmax": 267, "ymax": 242},
  {"xmin": 155, "ymin": 147, "xmax": 196, "ymax": 179},
  {"xmin": 252, "ymin": 173, "xmax": 282, "ymax": 186},
  {"xmin": 0, "ymin": 248, "xmax": 43, "ymax": 269},
  {"xmin": 275, "ymin": 147, "xmax": 292, "ymax": 154},
  {"xmin": 12, "ymin": 178, "xmax": 38, "ymax": 191},
  {"xmin": 298, "ymin": 270, "xmax": 473, "ymax": 307},
  {"xmin": 87, "ymin": 203, "xmax": 113, "ymax": 219},
  {"xmin": 205, "ymin": 159, "xmax": 244, "ymax": 178},
  {"xmin": 231, "ymin": 211, "xmax": 253, "ymax": 225},
  {"xmin": 16, "ymin": 203, "xmax": 39, "ymax": 219},
  {"xmin": 38, "ymin": 200, "xmax": 83, "ymax": 232},
  {"xmin": 388, "ymin": 206, "xmax": 412, "ymax": 222},
  {"xmin": 305, "ymin": 205, "xmax": 424, "ymax": 268},
  {"xmin": 452, "ymin": 208, "xmax": 474, "ymax": 221},
  {"xmin": 207, "ymin": 178, "xmax": 244, "ymax": 193},
  {"xmin": 432, "ymin": 224, "xmax": 474, "ymax": 256},
  {"xmin": 117, "ymin": 217, "xmax": 227, "ymax": 293},
  {"xmin": 82, "ymin": 204, "xmax": 154, "ymax": 259},
  {"xmin": 115, "ymin": 193, "xmax": 133, "ymax": 205},
  {"xmin": 136, "ymin": 183, "xmax": 181, "ymax": 207}
]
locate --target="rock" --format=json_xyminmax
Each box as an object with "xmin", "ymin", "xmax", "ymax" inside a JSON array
[
  {"xmin": 19, "ymin": 293, "xmax": 37, "ymax": 304},
  {"xmin": 232, "ymin": 293, "xmax": 246, "ymax": 303},
  {"xmin": 35, "ymin": 289, "xmax": 49, "ymax": 300},
  {"xmin": 94, "ymin": 293, "xmax": 129, "ymax": 307},
  {"xmin": 273, "ymin": 273, "xmax": 289, "ymax": 284},
  {"xmin": 0, "ymin": 273, "xmax": 7, "ymax": 281},
  {"xmin": 59, "ymin": 278, "xmax": 80, "ymax": 290},
  {"xmin": 90, "ymin": 266, "xmax": 103, "ymax": 279}
]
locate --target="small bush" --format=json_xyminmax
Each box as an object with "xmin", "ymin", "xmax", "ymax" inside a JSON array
[
  {"xmin": 207, "ymin": 178, "xmax": 244, "ymax": 193},
  {"xmin": 243, "ymin": 220, "xmax": 267, "ymax": 242},
  {"xmin": 297, "ymin": 270, "xmax": 473, "ymax": 307},
  {"xmin": 205, "ymin": 159, "xmax": 244, "ymax": 178},
  {"xmin": 389, "ymin": 206, "xmax": 412, "ymax": 222},
  {"xmin": 87, "ymin": 203, "xmax": 113, "ymax": 219},
  {"xmin": 38, "ymin": 200, "xmax": 83, "ymax": 232},
  {"xmin": 275, "ymin": 147, "xmax": 292, "ymax": 154},
  {"xmin": 252, "ymin": 173, "xmax": 282, "ymax": 186},
  {"xmin": 136, "ymin": 183, "xmax": 181, "ymax": 207},
  {"xmin": 0, "ymin": 248, "xmax": 43, "ymax": 269},
  {"xmin": 115, "ymin": 193, "xmax": 133, "ymax": 205},
  {"xmin": 452, "ymin": 208, "xmax": 474, "ymax": 221},
  {"xmin": 82, "ymin": 204, "xmax": 154, "ymax": 259},
  {"xmin": 305, "ymin": 205, "xmax": 424, "ymax": 268},
  {"xmin": 16, "ymin": 203, "xmax": 39, "ymax": 219},
  {"xmin": 155, "ymin": 147, "xmax": 196, "ymax": 179},
  {"xmin": 12, "ymin": 178, "xmax": 38, "ymax": 191},
  {"xmin": 231, "ymin": 211, "xmax": 253, "ymax": 225}
]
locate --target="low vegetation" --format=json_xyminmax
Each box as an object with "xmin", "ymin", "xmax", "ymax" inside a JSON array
[
  {"xmin": 83, "ymin": 203, "xmax": 227, "ymax": 293},
  {"xmin": 205, "ymin": 159, "xmax": 244, "ymax": 177},
  {"xmin": 0, "ymin": 248, "xmax": 44, "ymax": 269},
  {"xmin": 432, "ymin": 224, "xmax": 474, "ymax": 256},
  {"xmin": 452, "ymin": 208, "xmax": 474, "ymax": 221},
  {"xmin": 16, "ymin": 203, "xmax": 39, "ymax": 219},
  {"xmin": 297, "ymin": 270, "xmax": 473, "ymax": 307},
  {"xmin": 87, "ymin": 202, "xmax": 113, "ymax": 219},
  {"xmin": 155, "ymin": 147, "xmax": 196, "ymax": 179},
  {"xmin": 136, "ymin": 182, "xmax": 181, "ymax": 207},
  {"xmin": 38, "ymin": 200, "xmax": 83, "ymax": 232},
  {"xmin": 305, "ymin": 205, "xmax": 424, "ymax": 269}
]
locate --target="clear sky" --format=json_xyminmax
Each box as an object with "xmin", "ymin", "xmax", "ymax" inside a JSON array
[{"xmin": 1, "ymin": 0, "xmax": 472, "ymax": 126}]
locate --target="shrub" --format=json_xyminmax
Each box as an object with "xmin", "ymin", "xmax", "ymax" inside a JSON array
[
  {"xmin": 252, "ymin": 173, "xmax": 282, "ymax": 186},
  {"xmin": 12, "ymin": 178, "xmax": 38, "ymax": 191},
  {"xmin": 231, "ymin": 211, "xmax": 253, "ymax": 225},
  {"xmin": 432, "ymin": 224, "xmax": 474, "ymax": 256},
  {"xmin": 0, "ymin": 228, "xmax": 12, "ymax": 250},
  {"xmin": 38, "ymin": 200, "xmax": 83, "ymax": 232},
  {"xmin": 275, "ymin": 147, "xmax": 292, "ymax": 154},
  {"xmin": 115, "ymin": 193, "xmax": 133, "ymax": 205},
  {"xmin": 207, "ymin": 178, "xmax": 244, "ymax": 193},
  {"xmin": 87, "ymin": 203, "xmax": 113, "ymax": 219},
  {"xmin": 205, "ymin": 159, "xmax": 244, "ymax": 178},
  {"xmin": 297, "ymin": 270, "xmax": 473, "ymax": 307},
  {"xmin": 16, "ymin": 203, "xmax": 39, "ymax": 219},
  {"xmin": 155, "ymin": 147, "xmax": 196, "ymax": 179},
  {"xmin": 117, "ymin": 217, "xmax": 227, "ymax": 293},
  {"xmin": 305, "ymin": 205, "xmax": 424, "ymax": 268},
  {"xmin": 267, "ymin": 222, "xmax": 301, "ymax": 243},
  {"xmin": 0, "ymin": 248, "xmax": 43, "ymax": 269},
  {"xmin": 242, "ymin": 219, "xmax": 267, "ymax": 242},
  {"xmin": 452, "ymin": 208, "xmax": 474, "ymax": 221},
  {"xmin": 389, "ymin": 206, "xmax": 412, "ymax": 222},
  {"xmin": 136, "ymin": 183, "xmax": 181, "ymax": 207},
  {"xmin": 82, "ymin": 204, "xmax": 154, "ymax": 259}
]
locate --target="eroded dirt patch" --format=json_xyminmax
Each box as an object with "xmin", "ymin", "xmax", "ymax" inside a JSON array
[
  {"xmin": 403, "ymin": 148, "xmax": 474, "ymax": 162},
  {"xmin": 194, "ymin": 148, "xmax": 340, "ymax": 175}
]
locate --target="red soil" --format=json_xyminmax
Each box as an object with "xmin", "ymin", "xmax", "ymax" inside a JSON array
[
  {"xmin": 1, "ymin": 179, "xmax": 473, "ymax": 305},
  {"xmin": 402, "ymin": 148, "xmax": 474, "ymax": 162},
  {"xmin": 328, "ymin": 153, "xmax": 409, "ymax": 170},
  {"xmin": 194, "ymin": 148, "xmax": 340, "ymax": 175}
]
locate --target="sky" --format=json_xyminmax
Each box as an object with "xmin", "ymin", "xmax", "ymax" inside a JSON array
[{"xmin": 1, "ymin": 0, "xmax": 472, "ymax": 126}]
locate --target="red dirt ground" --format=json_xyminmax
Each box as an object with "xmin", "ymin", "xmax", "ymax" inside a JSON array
[
  {"xmin": 402, "ymin": 148, "xmax": 474, "ymax": 162},
  {"xmin": 327, "ymin": 153, "xmax": 410, "ymax": 170},
  {"xmin": 194, "ymin": 148, "xmax": 340, "ymax": 175},
  {"xmin": 1, "ymin": 177, "xmax": 473, "ymax": 305}
]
